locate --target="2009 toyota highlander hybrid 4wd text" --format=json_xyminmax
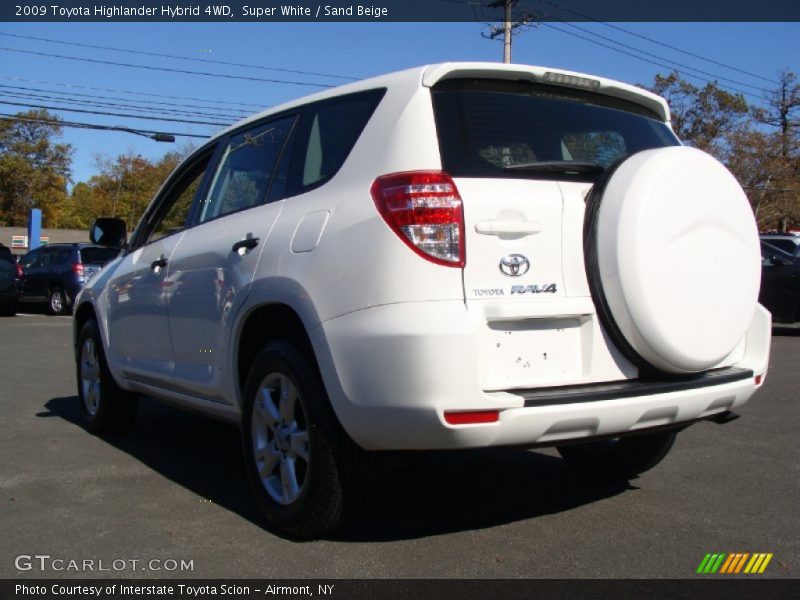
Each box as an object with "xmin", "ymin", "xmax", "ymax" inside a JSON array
[{"xmin": 73, "ymin": 63, "xmax": 770, "ymax": 538}]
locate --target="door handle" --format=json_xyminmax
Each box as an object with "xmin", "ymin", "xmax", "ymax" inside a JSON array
[
  {"xmin": 232, "ymin": 237, "xmax": 260, "ymax": 254},
  {"xmin": 150, "ymin": 256, "xmax": 168, "ymax": 270},
  {"xmin": 475, "ymin": 220, "xmax": 542, "ymax": 235}
]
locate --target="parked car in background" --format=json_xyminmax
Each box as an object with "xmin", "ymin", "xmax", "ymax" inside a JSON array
[
  {"xmin": 0, "ymin": 242, "xmax": 15, "ymax": 265},
  {"xmin": 760, "ymin": 241, "xmax": 800, "ymax": 323},
  {"xmin": 0, "ymin": 251, "xmax": 18, "ymax": 316},
  {"xmin": 760, "ymin": 233, "xmax": 800, "ymax": 257},
  {"xmin": 18, "ymin": 243, "xmax": 121, "ymax": 315}
]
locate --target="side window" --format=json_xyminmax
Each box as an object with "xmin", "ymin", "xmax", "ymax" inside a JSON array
[
  {"xmin": 146, "ymin": 151, "xmax": 214, "ymax": 245},
  {"xmin": 197, "ymin": 117, "xmax": 295, "ymax": 224},
  {"xmin": 35, "ymin": 249, "xmax": 53, "ymax": 268},
  {"xmin": 21, "ymin": 249, "xmax": 40, "ymax": 269},
  {"xmin": 768, "ymin": 239, "xmax": 794, "ymax": 254},
  {"xmin": 288, "ymin": 89, "xmax": 385, "ymax": 195},
  {"xmin": 55, "ymin": 248, "xmax": 72, "ymax": 264}
]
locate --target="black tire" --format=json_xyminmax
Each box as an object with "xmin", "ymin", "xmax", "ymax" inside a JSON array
[
  {"xmin": 556, "ymin": 430, "xmax": 677, "ymax": 480},
  {"xmin": 76, "ymin": 319, "xmax": 138, "ymax": 433},
  {"xmin": 0, "ymin": 300, "xmax": 16, "ymax": 316},
  {"xmin": 49, "ymin": 287, "xmax": 71, "ymax": 316},
  {"xmin": 241, "ymin": 340, "xmax": 370, "ymax": 539}
]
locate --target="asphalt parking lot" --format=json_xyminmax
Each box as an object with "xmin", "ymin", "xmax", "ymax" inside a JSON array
[{"xmin": 0, "ymin": 314, "xmax": 797, "ymax": 579}]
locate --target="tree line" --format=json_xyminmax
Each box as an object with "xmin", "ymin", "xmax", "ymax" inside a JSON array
[{"xmin": 0, "ymin": 70, "xmax": 798, "ymax": 232}]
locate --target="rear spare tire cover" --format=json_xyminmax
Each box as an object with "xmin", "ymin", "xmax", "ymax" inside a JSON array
[{"xmin": 585, "ymin": 146, "xmax": 760, "ymax": 374}]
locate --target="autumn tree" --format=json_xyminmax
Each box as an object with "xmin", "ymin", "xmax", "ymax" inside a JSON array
[
  {"xmin": 748, "ymin": 69, "xmax": 800, "ymax": 230},
  {"xmin": 65, "ymin": 146, "xmax": 192, "ymax": 231},
  {"xmin": 648, "ymin": 72, "xmax": 749, "ymax": 157},
  {"xmin": 648, "ymin": 71, "xmax": 799, "ymax": 231},
  {"xmin": 0, "ymin": 110, "xmax": 73, "ymax": 227}
]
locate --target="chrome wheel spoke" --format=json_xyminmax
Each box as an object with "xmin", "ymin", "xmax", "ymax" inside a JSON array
[
  {"xmin": 252, "ymin": 371, "xmax": 309, "ymax": 506},
  {"xmin": 255, "ymin": 388, "xmax": 280, "ymax": 431},
  {"xmin": 80, "ymin": 339, "xmax": 101, "ymax": 415},
  {"xmin": 255, "ymin": 446, "xmax": 280, "ymax": 478},
  {"xmin": 278, "ymin": 377, "xmax": 297, "ymax": 423},
  {"xmin": 289, "ymin": 430, "xmax": 309, "ymax": 462},
  {"xmin": 280, "ymin": 457, "xmax": 301, "ymax": 503}
]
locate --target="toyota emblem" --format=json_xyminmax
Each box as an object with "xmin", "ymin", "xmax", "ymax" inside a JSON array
[{"xmin": 499, "ymin": 254, "xmax": 530, "ymax": 277}]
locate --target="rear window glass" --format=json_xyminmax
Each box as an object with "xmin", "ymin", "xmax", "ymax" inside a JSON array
[
  {"xmin": 432, "ymin": 79, "xmax": 679, "ymax": 180},
  {"xmin": 80, "ymin": 247, "xmax": 120, "ymax": 264}
]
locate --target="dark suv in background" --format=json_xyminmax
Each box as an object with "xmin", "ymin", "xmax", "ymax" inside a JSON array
[
  {"xmin": 0, "ymin": 243, "xmax": 18, "ymax": 316},
  {"xmin": 18, "ymin": 243, "xmax": 120, "ymax": 315}
]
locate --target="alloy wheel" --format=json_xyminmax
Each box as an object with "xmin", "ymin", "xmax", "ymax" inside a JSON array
[
  {"xmin": 251, "ymin": 373, "xmax": 310, "ymax": 505},
  {"xmin": 80, "ymin": 338, "xmax": 101, "ymax": 415},
  {"xmin": 50, "ymin": 290, "xmax": 64, "ymax": 314}
]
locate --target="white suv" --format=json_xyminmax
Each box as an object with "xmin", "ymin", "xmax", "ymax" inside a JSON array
[{"xmin": 74, "ymin": 63, "xmax": 770, "ymax": 538}]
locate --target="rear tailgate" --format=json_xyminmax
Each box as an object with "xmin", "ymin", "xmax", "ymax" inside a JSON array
[
  {"xmin": 79, "ymin": 247, "xmax": 121, "ymax": 279},
  {"xmin": 430, "ymin": 76, "xmax": 680, "ymax": 391}
]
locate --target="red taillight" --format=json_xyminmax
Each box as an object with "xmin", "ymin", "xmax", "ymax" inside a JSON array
[
  {"xmin": 444, "ymin": 410, "xmax": 500, "ymax": 425},
  {"xmin": 755, "ymin": 374, "xmax": 763, "ymax": 385},
  {"xmin": 16, "ymin": 263, "xmax": 22, "ymax": 278},
  {"xmin": 371, "ymin": 171, "xmax": 465, "ymax": 267},
  {"xmin": 72, "ymin": 263, "xmax": 85, "ymax": 277}
]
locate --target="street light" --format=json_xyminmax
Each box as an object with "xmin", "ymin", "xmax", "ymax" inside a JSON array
[{"xmin": 117, "ymin": 127, "xmax": 176, "ymax": 143}]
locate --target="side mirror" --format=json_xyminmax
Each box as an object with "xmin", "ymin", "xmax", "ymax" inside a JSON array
[{"xmin": 90, "ymin": 218, "xmax": 127, "ymax": 248}]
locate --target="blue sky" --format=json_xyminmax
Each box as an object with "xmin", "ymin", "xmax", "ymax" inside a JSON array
[{"xmin": 0, "ymin": 21, "xmax": 798, "ymax": 185}]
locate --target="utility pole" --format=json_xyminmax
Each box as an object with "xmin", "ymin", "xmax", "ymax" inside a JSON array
[
  {"xmin": 502, "ymin": 0, "xmax": 513, "ymax": 63},
  {"xmin": 484, "ymin": 1, "xmax": 533, "ymax": 64}
]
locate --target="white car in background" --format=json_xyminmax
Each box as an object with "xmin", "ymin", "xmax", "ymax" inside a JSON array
[{"xmin": 73, "ymin": 62, "xmax": 769, "ymax": 538}]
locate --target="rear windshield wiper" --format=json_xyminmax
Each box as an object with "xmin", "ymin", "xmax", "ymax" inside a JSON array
[{"xmin": 503, "ymin": 161, "xmax": 605, "ymax": 175}]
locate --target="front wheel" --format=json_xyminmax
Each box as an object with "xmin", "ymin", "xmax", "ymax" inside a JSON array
[
  {"xmin": 556, "ymin": 430, "xmax": 677, "ymax": 480},
  {"xmin": 241, "ymin": 341, "xmax": 369, "ymax": 539},
  {"xmin": 76, "ymin": 319, "xmax": 138, "ymax": 433}
]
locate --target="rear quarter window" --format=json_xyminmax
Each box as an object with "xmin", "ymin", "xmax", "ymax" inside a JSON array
[
  {"xmin": 432, "ymin": 79, "xmax": 679, "ymax": 180},
  {"xmin": 286, "ymin": 89, "xmax": 385, "ymax": 195}
]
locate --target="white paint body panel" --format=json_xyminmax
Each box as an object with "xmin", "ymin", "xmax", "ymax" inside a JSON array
[
  {"xmin": 105, "ymin": 233, "xmax": 183, "ymax": 384},
  {"xmin": 166, "ymin": 204, "xmax": 279, "ymax": 401}
]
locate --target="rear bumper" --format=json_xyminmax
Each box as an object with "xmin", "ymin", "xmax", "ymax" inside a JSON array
[{"xmin": 312, "ymin": 301, "xmax": 770, "ymax": 451}]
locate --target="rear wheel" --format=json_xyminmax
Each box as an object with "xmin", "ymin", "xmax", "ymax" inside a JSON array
[
  {"xmin": 241, "ymin": 341, "xmax": 369, "ymax": 539},
  {"xmin": 49, "ymin": 287, "xmax": 71, "ymax": 315},
  {"xmin": 556, "ymin": 430, "xmax": 677, "ymax": 480},
  {"xmin": 76, "ymin": 319, "xmax": 138, "ymax": 433}
]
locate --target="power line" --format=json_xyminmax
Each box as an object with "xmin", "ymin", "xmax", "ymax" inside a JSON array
[
  {"xmin": 0, "ymin": 31, "xmax": 360, "ymax": 82},
  {"xmin": 0, "ymin": 46, "xmax": 335, "ymax": 88},
  {"xmin": 0, "ymin": 90, "xmax": 248, "ymax": 121},
  {"xmin": 0, "ymin": 84, "xmax": 253, "ymax": 117},
  {"xmin": 0, "ymin": 75, "xmax": 266, "ymax": 110},
  {"xmin": 0, "ymin": 113, "xmax": 210, "ymax": 138},
  {"xmin": 525, "ymin": 0, "xmax": 780, "ymax": 85},
  {"xmin": 443, "ymin": 0, "xmax": 776, "ymax": 101},
  {"xmin": 0, "ymin": 100, "xmax": 230, "ymax": 127},
  {"xmin": 538, "ymin": 23, "xmax": 769, "ymax": 102},
  {"xmin": 532, "ymin": 17, "xmax": 771, "ymax": 95}
]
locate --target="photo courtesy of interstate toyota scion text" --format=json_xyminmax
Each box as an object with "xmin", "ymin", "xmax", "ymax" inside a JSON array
[{"xmin": 72, "ymin": 62, "xmax": 770, "ymax": 538}]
